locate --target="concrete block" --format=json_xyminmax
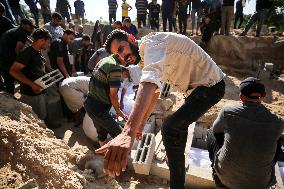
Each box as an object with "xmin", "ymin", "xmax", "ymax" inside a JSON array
[{"xmin": 132, "ymin": 133, "xmax": 156, "ymax": 175}]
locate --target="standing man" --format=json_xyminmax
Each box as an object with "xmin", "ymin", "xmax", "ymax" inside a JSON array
[
  {"xmin": 8, "ymin": 0, "xmax": 25, "ymax": 24},
  {"xmin": 135, "ymin": 0, "xmax": 148, "ymax": 28},
  {"xmin": 24, "ymin": 0, "xmax": 39, "ymax": 26},
  {"xmin": 56, "ymin": 0, "xmax": 71, "ymax": 23},
  {"xmin": 121, "ymin": 0, "xmax": 132, "ymax": 22},
  {"xmin": 220, "ymin": 0, "xmax": 234, "ymax": 35},
  {"xmin": 0, "ymin": 19, "xmax": 36, "ymax": 94},
  {"xmin": 234, "ymin": 0, "xmax": 245, "ymax": 29},
  {"xmin": 161, "ymin": 0, "xmax": 175, "ymax": 32},
  {"xmin": 148, "ymin": 0, "xmax": 160, "ymax": 31},
  {"xmin": 240, "ymin": 0, "xmax": 272, "ymax": 37},
  {"xmin": 101, "ymin": 21, "xmax": 122, "ymax": 46},
  {"xmin": 0, "ymin": 2, "xmax": 14, "ymax": 38},
  {"xmin": 74, "ymin": 0, "xmax": 85, "ymax": 24},
  {"xmin": 43, "ymin": 12, "xmax": 64, "ymax": 40},
  {"xmin": 84, "ymin": 30, "xmax": 140, "ymax": 147},
  {"xmin": 49, "ymin": 29, "xmax": 75, "ymax": 78},
  {"xmin": 9, "ymin": 28, "xmax": 51, "ymax": 121},
  {"xmin": 190, "ymin": 0, "xmax": 201, "ymax": 35},
  {"xmin": 177, "ymin": 0, "xmax": 190, "ymax": 35},
  {"xmin": 37, "ymin": 0, "xmax": 51, "ymax": 24},
  {"xmin": 207, "ymin": 77, "xmax": 284, "ymax": 188},
  {"xmin": 96, "ymin": 32, "xmax": 225, "ymax": 189},
  {"xmin": 108, "ymin": 0, "xmax": 118, "ymax": 24}
]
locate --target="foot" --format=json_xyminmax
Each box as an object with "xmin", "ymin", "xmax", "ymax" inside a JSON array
[{"xmin": 239, "ymin": 32, "xmax": 246, "ymax": 36}]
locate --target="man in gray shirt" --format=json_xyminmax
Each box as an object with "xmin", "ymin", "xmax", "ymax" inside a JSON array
[{"xmin": 207, "ymin": 77, "xmax": 284, "ymax": 189}]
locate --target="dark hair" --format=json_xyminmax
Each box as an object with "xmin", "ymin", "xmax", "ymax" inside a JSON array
[
  {"xmin": 51, "ymin": 12, "xmax": 63, "ymax": 20},
  {"xmin": 32, "ymin": 28, "xmax": 52, "ymax": 41},
  {"xmin": 113, "ymin": 21, "xmax": 122, "ymax": 27},
  {"xmin": 82, "ymin": 34, "xmax": 91, "ymax": 41},
  {"xmin": 104, "ymin": 29, "xmax": 129, "ymax": 53},
  {"xmin": 0, "ymin": 3, "xmax": 5, "ymax": 13},
  {"xmin": 129, "ymin": 42, "xmax": 141, "ymax": 65},
  {"xmin": 64, "ymin": 29, "xmax": 75, "ymax": 36},
  {"xmin": 123, "ymin": 18, "xmax": 131, "ymax": 23}
]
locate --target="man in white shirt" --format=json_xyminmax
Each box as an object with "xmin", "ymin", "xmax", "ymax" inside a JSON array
[{"xmin": 96, "ymin": 32, "xmax": 225, "ymax": 189}]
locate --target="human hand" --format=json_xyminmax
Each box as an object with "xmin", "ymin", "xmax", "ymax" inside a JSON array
[
  {"xmin": 95, "ymin": 132, "xmax": 133, "ymax": 176},
  {"xmin": 31, "ymin": 83, "xmax": 43, "ymax": 94}
]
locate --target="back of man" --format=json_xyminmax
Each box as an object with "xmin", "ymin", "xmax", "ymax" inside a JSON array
[
  {"xmin": 74, "ymin": 0, "xmax": 84, "ymax": 17},
  {"xmin": 213, "ymin": 104, "xmax": 284, "ymax": 189}
]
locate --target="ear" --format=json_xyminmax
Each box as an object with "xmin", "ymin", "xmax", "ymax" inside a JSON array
[{"xmin": 240, "ymin": 93, "xmax": 246, "ymax": 102}]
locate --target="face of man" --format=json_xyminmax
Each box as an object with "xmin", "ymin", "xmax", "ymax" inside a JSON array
[
  {"xmin": 125, "ymin": 22, "xmax": 131, "ymax": 28},
  {"xmin": 78, "ymin": 26, "xmax": 83, "ymax": 34},
  {"xmin": 113, "ymin": 23, "xmax": 122, "ymax": 30},
  {"xmin": 23, "ymin": 24, "xmax": 35, "ymax": 35},
  {"xmin": 81, "ymin": 39, "xmax": 90, "ymax": 47},
  {"xmin": 51, "ymin": 18, "xmax": 62, "ymax": 26},
  {"xmin": 125, "ymin": 54, "xmax": 137, "ymax": 65},
  {"xmin": 116, "ymin": 41, "xmax": 133, "ymax": 66},
  {"xmin": 64, "ymin": 34, "xmax": 75, "ymax": 43},
  {"xmin": 40, "ymin": 38, "xmax": 51, "ymax": 50}
]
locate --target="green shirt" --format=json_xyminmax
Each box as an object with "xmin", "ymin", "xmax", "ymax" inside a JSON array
[{"xmin": 88, "ymin": 55, "xmax": 122, "ymax": 104}]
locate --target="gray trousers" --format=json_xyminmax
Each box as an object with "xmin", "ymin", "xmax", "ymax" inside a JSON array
[
  {"xmin": 20, "ymin": 93, "xmax": 47, "ymax": 120},
  {"xmin": 220, "ymin": 6, "xmax": 234, "ymax": 35}
]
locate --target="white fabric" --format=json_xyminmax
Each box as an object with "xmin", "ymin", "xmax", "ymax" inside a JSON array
[
  {"xmin": 123, "ymin": 65, "xmax": 142, "ymax": 89},
  {"xmin": 59, "ymin": 76, "xmax": 90, "ymax": 112},
  {"xmin": 82, "ymin": 113, "xmax": 98, "ymax": 141},
  {"xmin": 139, "ymin": 32, "xmax": 225, "ymax": 94}
]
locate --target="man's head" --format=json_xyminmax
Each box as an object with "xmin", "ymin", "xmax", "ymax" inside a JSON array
[
  {"xmin": 50, "ymin": 12, "xmax": 63, "ymax": 26},
  {"xmin": 152, "ymin": 0, "xmax": 157, "ymax": 4},
  {"xmin": 77, "ymin": 25, "xmax": 84, "ymax": 34},
  {"xmin": 81, "ymin": 34, "xmax": 91, "ymax": 47},
  {"xmin": 112, "ymin": 21, "xmax": 122, "ymax": 30},
  {"xmin": 204, "ymin": 15, "xmax": 211, "ymax": 24},
  {"xmin": 0, "ymin": 3, "xmax": 5, "ymax": 16},
  {"xmin": 68, "ymin": 22, "xmax": 76, "ymax": 31},
  {"xmin": 32, "ymin": 28, "xmax": 52, "ymax": 50},
  {"xmin": 239, "ymin": 77, "xmax": 266, "ymax": 103},
  {"xmin": 20, "ymin": 18, "xmax": 37, "ymax": 34},
  {"xmin": 104, "ymin": 29, "xmax": 140, "ymax": 65},
  {"xmin": 62, "ymin": 29, "xmax": 75, "ymax": 43},
  {"xmin": 122, "ymin": 0, "xmax": 126, "ymax": 2},
  {"xmin": 123, "ymin": 18, "xmax": 131, "ymax": 28}
]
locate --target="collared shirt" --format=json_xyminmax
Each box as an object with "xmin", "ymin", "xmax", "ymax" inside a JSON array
[
  {"xmin": 139, "ymin": 32, "xmax": 224, "ymax": 94},
  {"xmin": 43, "ymin": 22, "xmax": 64, "ymax": 40},
  {"xmin": 212, "ymin": 103, "xmax": 284, "ymax": 189}
]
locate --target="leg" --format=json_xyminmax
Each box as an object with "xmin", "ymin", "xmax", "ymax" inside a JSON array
[
  {"xmin": 256, "ymin": 9, "xmax": 268, "ymax": 37},
  {"xmin": 137, "ymin": 15, "xmax": 142, "ymax": 28},
  {"xmin": 162, "ymin": 12, "xmax": 167, "ymax": 32},
  {"xmin": 178, "ymin": 15, "xmax": 183, "ymax": 33},
  {"xmin": 239, "ymin": 13, "xmax": 244, "ymax": 28},
  {"xmin": 183, "ymin": 15, "xmax": 188, "ymax": 34},
  {"xmin": 234, "ymin": 13, "xmax": 239, "ymax": 29},
  {"xmin": 220, "ymin": 6, "xmax": 227, "ymax": 35},
  {"xmin": 162, "ymin": 80, "xmax": 225, "ymax": 189},
  {"xmin": 2, "ymin": 71, "xmax": 15, "ymax": 94},
  {"xmin": 168, "ymin": 14, "xmax": 173, "ymax": 32},
  {"xmin": 142, "ymin": 14, "xmax": 146, "ymax": 27},
  {"xmin": 225, "ymin": 6, "xmax": 234, "ymax": 35},
  {"xmin": 20, "ymin": 93, "xmax": 47, "ymax": 120},
  {"xmin": 113, "ymin": 13, "xmax": 116, "ymax": 21},
  {"xmin": 109, "ymin": 14, "xmax": 112, "ymax": 24},
  {"xmin": 191, "ymin": 9, "xmax": 196, "ymax": 34},
  {"xmin": 242, "ymin": 11, "xmax": 259, "ymax": 35}
]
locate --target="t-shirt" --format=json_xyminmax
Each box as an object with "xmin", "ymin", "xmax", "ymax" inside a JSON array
[
  {"xmin": 43, "ymin": 23, "xmax": 64, "ymax": 40},
  {"xmin": 122, "ymin": 2, "xmax": 131, "ymax": 17},
  {"xmin": 136, "ymin": 0, "xmax": 148, "ymax": 15},
  {"xmin": 108, "ymin": 0, "xmax": 118, "ymax": 14},
  {"xmin": 49, "ymin": 38, "xmax": 71, "ymax": 75},
  {"xmin": 0, "ymin": 27, "xmax": 29, "ymax": 71},
  {"xmin": 74, "ymin": 0, "xmax": 85, "ymax": 16},
  {"xmin": 8, "ymin": 0, "xmax": 21, "ymax": 8},
  {"xmin": 88, "ymin": 55, "xmax": 123, "ymax": 105},
  {"xmin": 68, "ymin": 38, "xmax": 83, "ymax": 55},
  {"xmin": 56, "ymin": 0, "xmax": 70, "ymax": 12},
  {"xmin": 212, "ymin": 103, "xmax": 284, "ymax": 189},
  {"xmin": 0, "ymin": 16, "xmax": 14, "ymax": 39},
  {"xmin": 148, "ymin": 2, "xmax": 160, "ymax": 18},
  {"xmin": 38, "ymin": 0, "xmax": 51, "ymax": 14},
  {"xmin": 15, "ymin": 46, "xmax": 46, "ymax": 96}
]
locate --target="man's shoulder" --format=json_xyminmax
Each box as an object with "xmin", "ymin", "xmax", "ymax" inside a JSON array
[{"xmin": 99, "ymin": 56, "xmax": 121, "ymax": 71}]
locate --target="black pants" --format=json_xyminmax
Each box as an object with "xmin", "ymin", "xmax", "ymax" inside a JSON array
[
  {"xmin": 84, "ymin": 96, "xmax": 122, "ymax": 141},
  {"xmin": 42, "ymin": 13, "xmax": 51, "ymax": 24},
  {"xmin": 109, "ymin": 13, "xmax": 116, "ymax": 24},
  {"xmin": 162, "ymin": 11, "xmax": 173, "ymax": 32},
  {"xmin": 150, "ymin": 16, "xmax": 159, "ymax": 30},
  {"xmin": 161, "ymin": 79, "xmax": 225, "ymax": 189},
  {"xmin": 178, "ymin": 14, "xmax": 188, "ymax": 34},
  {"xmin": 137, "ymin": 14, "xmax": 146, "ymax": 28},
  {"xmin": 234, "ymin": 12, "xmax": 243, "ymax": 29},
  {"xmin": 1, "ymin": 70, "xmax": 15, "ymax": 94}
]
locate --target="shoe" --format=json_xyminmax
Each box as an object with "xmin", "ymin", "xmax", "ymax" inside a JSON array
[{"xmin": 239, "ymin": 32, "xmax": 246, "ymax": 36}]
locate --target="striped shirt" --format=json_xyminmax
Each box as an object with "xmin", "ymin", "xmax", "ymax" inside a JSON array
[
  {"xmin": 136, "ymin": 0, "xmax": 148, "ymax": 15},
  {"xmin": 108, "ymin": 0, "xmax": 118, "ymax": 14},
  {"xmin": 88, "ymin": 55, "xmax": 123, "ymax": 104}
]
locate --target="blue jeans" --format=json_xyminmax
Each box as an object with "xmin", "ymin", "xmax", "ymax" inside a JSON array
[
  {"xmin": 161, "ymin": 79, "xmax": 225, "ymax": 189},
  {"xmin": 191, "ymin": 9, "xmax": 202, "ymax": 31},
  {"xmin": 162, "ymin": 11, "xmax": 173, "ymax": 32},
  {"xmin": 243, "ymin": 9, "xmax": 268, "ymax": 36}
]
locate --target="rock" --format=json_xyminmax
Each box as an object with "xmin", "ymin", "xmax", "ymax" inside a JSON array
[
  {"xmin": 161, "ymin": 98, "xmax": 174, "ymax": 111},
  {"xmin": 18, "ymin": 179, "xmax": 38, "ymax": 189},
  {"xmin": 85, "ymin": 156, "xmax": 108, "ymax": 179}
]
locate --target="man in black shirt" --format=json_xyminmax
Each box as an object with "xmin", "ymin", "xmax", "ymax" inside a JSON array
[
  {"xmin": 49, "ymin": 29, "xmax": 75, "ymax": 78},
  {"xmin": 9, "ymin": 28, "xmax": 52, "ymax": 120},
  {"xmin": 0, "ymin": 18, "xmax": 36, "ymax": 94}
]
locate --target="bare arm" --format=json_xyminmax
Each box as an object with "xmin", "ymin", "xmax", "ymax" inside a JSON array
[
  {"xmin": 120, "ymin": 87, "xmax": 126, "ymax": 110},
  {"xmin": 9, "ymin": 62, "xmax": 43, "ymax": 94},
  {"xmin": 15, "ymin": 41, "xmax": 25, "ymax": 55},
  {"xmin": 109, "ymin": 87, "xmax": 128, "ymax": 121},
  {"xmin": 57, "ymin": 57, "xmax": 70, "ymax": 78}
]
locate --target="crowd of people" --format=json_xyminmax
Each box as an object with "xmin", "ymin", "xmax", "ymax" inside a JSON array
[{"xmin": 0, "ymin": 0, "xmax": 283, "ymax": 189}]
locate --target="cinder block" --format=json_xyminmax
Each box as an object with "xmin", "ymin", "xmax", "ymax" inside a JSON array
[{"xmin": 132, "ymin": 133, "xmax": 156, "ymax": 175}]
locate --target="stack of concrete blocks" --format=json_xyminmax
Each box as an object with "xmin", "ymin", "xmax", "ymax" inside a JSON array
[{"xmin": 132, "ymin": 133, "xmax": 156, "ymax": 175}]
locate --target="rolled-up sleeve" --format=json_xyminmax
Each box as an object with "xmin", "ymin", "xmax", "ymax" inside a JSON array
[{"xmin": 139, "ymin": 42, "xmax": 166, "ymax": 92}]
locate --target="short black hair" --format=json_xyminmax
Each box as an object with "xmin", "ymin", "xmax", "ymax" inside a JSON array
[
  {"xmin": 51, "ymin": 12, "xmax": 63, "ymax": 20},
  {"xmin": 114, "ymin": 21, "xmax": 122, "ymax": 27},
  {"xmin": 32, "ymin": 28, "xmax": 52, "ymax": 41},
  {"xmin": 123, "ymin": 18, "xmax": 131, "ymax": 23},
  {"xmin": 104, "ymin": 29, "xmax": 129, "ymax": 53},
  {"xmin": 82, "ymin": 34, "xmax": 90, "ymax": 41},
  {"xmin": 0, "ymin": 3, "xmax": 5, "ymax": 13},
  {"xmin": 64, "ymin": 29, "xmax": 75, "ymax": 36}
]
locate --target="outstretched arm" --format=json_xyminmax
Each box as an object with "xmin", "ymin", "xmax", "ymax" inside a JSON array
[{"xmin": 95, "ymin": 82, "xmax": 158, "ymax": 176}]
